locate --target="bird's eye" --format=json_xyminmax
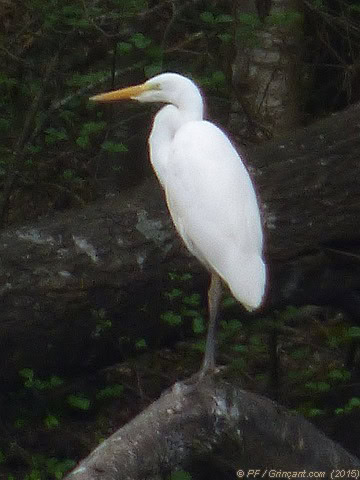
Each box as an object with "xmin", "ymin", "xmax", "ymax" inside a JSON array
[{"xmin": 151, "ymin": 83, "xmax": 161, "ymax": 91}]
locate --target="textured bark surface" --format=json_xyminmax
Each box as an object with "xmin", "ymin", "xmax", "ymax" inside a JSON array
[
  {"xmin": 64, "ymin": 376, "xmax": 359, "ymax": 480},
  {"xmin": 0, "ymin": 103, "xmax": 360, "ymax": 382},
  {"xmin": 231, "ymin": 0, "xmax": 304, "ymax": 140}
]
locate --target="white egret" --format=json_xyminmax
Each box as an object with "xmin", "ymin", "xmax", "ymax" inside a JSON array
[{"xmin": 90, "ymin": 73, "xmax": 266, "ymax": 375}]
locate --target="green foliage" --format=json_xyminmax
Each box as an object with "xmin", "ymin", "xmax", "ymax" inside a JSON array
[
  {"xmin": 183, "ymin": 293, "xmax": 201, "ymax": 306},
  {"xmin": 45, "ymin": 457, "xmax": 76, "ymax": 479},
  {"xmin": 265, "ymin": 10, "xmax": 304, "ymax": 28},
  {"xmin": 44, "ymin": 128, "xmax": 68, "ymax": 145},
  {"xmin": 117, "ymin": 42, "xmax": 133, "ymax": 54},
  {"xmin": 101, "ymin": 140, "xmax": 128, "ymax": 154},
  {"xmin": 96, "ymin": 384, "xmax": 124, "ymax": 400},
  {"xmin": 165, "ymin": 288, "xmax": 183, "ymax": 300},
  {"xmin": 170, "ymin": 470, "xmax": 192, "ymax": 480},
  {"xmin": 347, "ymin": 326, "xmax": 360, "ymax": 339},
  {"xmin": 135, "ymin": 338, "xmax": 147, "ymax": 349},
  {"xmin": 161, "ymin": 311, "xmax": 182, "ymax": 326},
  {"xmin": 335, "ymin": 397, "xmax": 360, "ymax": 415},
  {"xmin": 130, "ymin": 33, "xmax": 152, "ymax": 49},
  {"xmin": 200, "ymin": 11, "xmax": 233, "ymax": 24},
  {"xmin": 168, "ymin": 272, "xmax": 192, "ymax": 282},
  {"xmin": 327, "ymin": 368, "xmax": 351, "ymax": 383},
  {"xmin": 305, "ymin": 381, "xmax": 331, "ymax": 393},
  {"xmin": 44, "ymin": 414, "xmax": 60, "ymax": 430},
  {"xmin": 19, "ymin": 369, "xmax": 64, "ymax": 390},
  {"xmin": 91, "ymin": 308, "xmax": 112, "ymax": 338},
  {"xmin": 0, "ymin": 449, "xmax": 5, "ymax": 464},
  {"xmin": 23, "ymin": 455, "xmax": 76, "ymax": 480},
  {"xmin": 67, "ymin": 394, "xmax": 91, "ymax": 411},
  {"xmin": 192, "ymin": 316, "xmax": 205, "ymax": 334},
  {"xmin": 222, "ymin": 295, "xmax": 237, "ymax": 308},
  {"xmin": 200, "ymin": 70, "xmax": 226, "ymax": 90},
  {"xmin": 76, "ymin": 121, "xmax": 107, "ymax": 149}
]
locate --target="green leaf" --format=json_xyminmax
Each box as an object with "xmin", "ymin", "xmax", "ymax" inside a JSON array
[
  {"xmin": 101, "ymin": 140, "xmax": 128, "ymax": 153},
  {"xmin": 327, "ymin": 369, "xmax": 351, "ymax": 383},
  {"xmin": 191, "ymin": 339, "xmax": 205, "ymax": 352},
  {"xmin": 0, "ymin": 73, "xmax": 17, "ymax": 87},
  {"xmin": 135, "ymin": 338, "xmax": 147, "ymax": 349},
  {"xmin": 183, "ymin": 293, "xmax": 201, "ymax": 306},
  {"xmin": 218, "ymin": 33, "xmax": 232, "ymax": 43},
  {"xmin": 307, "ymin": 408, "xmax": 325, "ymax": 417},
  {"xmin": 165, "ymin": 288, "xmax": 183, "ymax": 300},
  {"xmin": 44, "ymin": 414, "xmax": 60, "ymax": 429},
  {"xmin": 222, "ymin": 296, "xmax": 236, "ymax": 308},
  {"xmin": 215, "ymin": 14, "xmax": 233, "ymax": 23},
  {"xmin": 19, "ymin": 368, "xmax": 34, "ymax": 382},
  {"xmin": 180, "ymin": 273, "xmax": 192, "ymax": 281},
  {"xmin": 161, "ymin": 311, "xmax": 182, "ymax": 326},
  {"xmin": 59, "ymin": 110, "xmax": 76, "ymax": 125},
  {"xmin": 49, "ymin": 376, "xmax": 64, "ymax": 388},
  {"xmin": 25, "ymin": 144, "xmax": 42, "ymax": 154},
  {"xmin": 96, "ymin": 384, "xmax": 124, "ymax": 400},
  {"xmin": 144, "ymin": 63, "xmax": 163, "ymax": 78},
  {"xmin": 200, "ymin": 11, "xmax": 215, "ymax": 24},
  {"xmin": 211, "ymin": 71, "xmax": 226, "ymax": 86},
  {"xmin": 238, "ymin": 12, "xmax": 261, "ymax": 27},
  {"xmin": 46, "ymin": 458, "xmax": 76, "ymax": 479},
  {"xmin": 266, "ymin": 10, "xmax": 303, "ymax": 27},
  {"xmin": 67, "ymin": 71, "xmax": 108, "ymax": 88},
  {"xmin": 117, "ymin": 41, "xmax": 133, "ymax": 54},
  {"xmin": 80, "ymin": 121, "xmax": 106, "ymax": 136},
  {"xmin": 290, "ymin": 347, "xmax": 310, "ymax": 360},
  {"xmin": 0, "ymin": 449, "xmax": 5, "ymax": 464},
  {"xmin": 131, "ymin": 33, "xmax": 151, "ymax": 49},
  {"xmin": 192, "ymin": 316, "xmax": 205, "ymax": 334},
  {"xmin": 348, "ymin": 397, "xmax": 360, "ymax": 408},
  {"xmin": 66, "ymin": 18, "xmax": 90, "ymax": 28},
  {"xmin": 76, "ymin": 136, "xmax": 89, "ymax": 148},
  {"xmin": 347, "ymin": 326, "xmax": 360, "ymax": 339},
  {"xmin": 170, "ymin": 470, "xmax": 192, "ymax": 480},
  {"xmin": 233, "ymin": 344, "xmax": 247, "ymax": 353},
  {"xmin": 305, "ymin": 381, "xmax": 330, "ymax": 393},
  {"xmin": 44, "ymin": 127, "xmax": 68, "ymax": 144},
  {"xmin": 67, "ymin": 394, "xmax": 91, "ymax": 410},
  {"xmin": 14, "ymin": 418, "xmax": 27, "ymax": 429},
  {"xmin": 348, "ymin": 4, "xmax": 360, "ymax": 12}
]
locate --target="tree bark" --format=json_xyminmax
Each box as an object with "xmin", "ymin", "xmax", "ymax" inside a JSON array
[
  {"xmin": 231, "ymin": 0, "xmax": 304, "ymax": 141},
  {"xmin": 1, "ymin": 103, "xmax": 360, "ymax": 382},
  {"xmin": 63, "ymin": 376, "xmax": 359, "ymax": 480}
]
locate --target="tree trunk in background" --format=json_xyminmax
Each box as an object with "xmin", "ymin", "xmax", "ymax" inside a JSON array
[{"xmin": 231, "ymin": 0, "xmax": 304, "ymax": 142}]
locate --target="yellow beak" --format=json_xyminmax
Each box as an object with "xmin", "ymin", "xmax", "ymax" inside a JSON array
[{"xmin": 89, "ymin": 83, "xmax": 147, "ymax": 103}]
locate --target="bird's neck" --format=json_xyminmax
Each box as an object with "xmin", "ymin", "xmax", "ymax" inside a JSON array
[{"xmin": 149, "ymin": 100, "xmax": 203, "ymax": 187}]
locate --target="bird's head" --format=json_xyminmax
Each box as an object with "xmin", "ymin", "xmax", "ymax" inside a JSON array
[{"xmin": 90, "ymin": 73, "xmax": 202, "ymax": 111}]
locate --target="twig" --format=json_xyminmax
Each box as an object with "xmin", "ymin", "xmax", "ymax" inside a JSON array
[{"xmin": 0, "ymin": 53, "xmax": 59, "ymax": 227}]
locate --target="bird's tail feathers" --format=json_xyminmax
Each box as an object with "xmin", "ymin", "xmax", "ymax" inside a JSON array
[{"xmin": 224, "ymin": 254, "xmax": 266, "ymax": 311}]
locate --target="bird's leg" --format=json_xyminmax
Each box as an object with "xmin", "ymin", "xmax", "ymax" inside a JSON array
[{"xmin": 200, "ymin": 272, "xmax": 222, "ymax": 376}]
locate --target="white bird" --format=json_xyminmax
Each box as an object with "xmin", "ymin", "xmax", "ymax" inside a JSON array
[{"xmin": 90, "ymin": 73, "xmax": 266, "ymax": 375}]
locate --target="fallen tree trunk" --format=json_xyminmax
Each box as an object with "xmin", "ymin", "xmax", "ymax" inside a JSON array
[
  {"xmin": 64, "ymin": 376, "xmax": 360, "ymax": 480},
  {"xmin": 1, "ymin": 104, "xmax": 360, "ymax": 382}
]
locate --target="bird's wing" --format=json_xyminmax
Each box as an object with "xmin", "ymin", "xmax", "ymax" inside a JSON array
[{"xmin": 164, "ymin": 120, "xmax": 265, "ymax": 309}]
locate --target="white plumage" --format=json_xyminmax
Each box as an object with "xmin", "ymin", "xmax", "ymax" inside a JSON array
[{"xmin": 90, "ymin": 72, "xmax": 266, "ymax": 373}]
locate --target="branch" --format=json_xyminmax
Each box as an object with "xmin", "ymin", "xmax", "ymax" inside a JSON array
[{"xmin": 64, "ymin": 376, "xmax": 359, "ymax": 480}]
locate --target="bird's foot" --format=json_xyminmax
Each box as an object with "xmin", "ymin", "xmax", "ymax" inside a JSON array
[{"xmin": 169, "ymin": 363, "xmax": 220, "ymax": 396}]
